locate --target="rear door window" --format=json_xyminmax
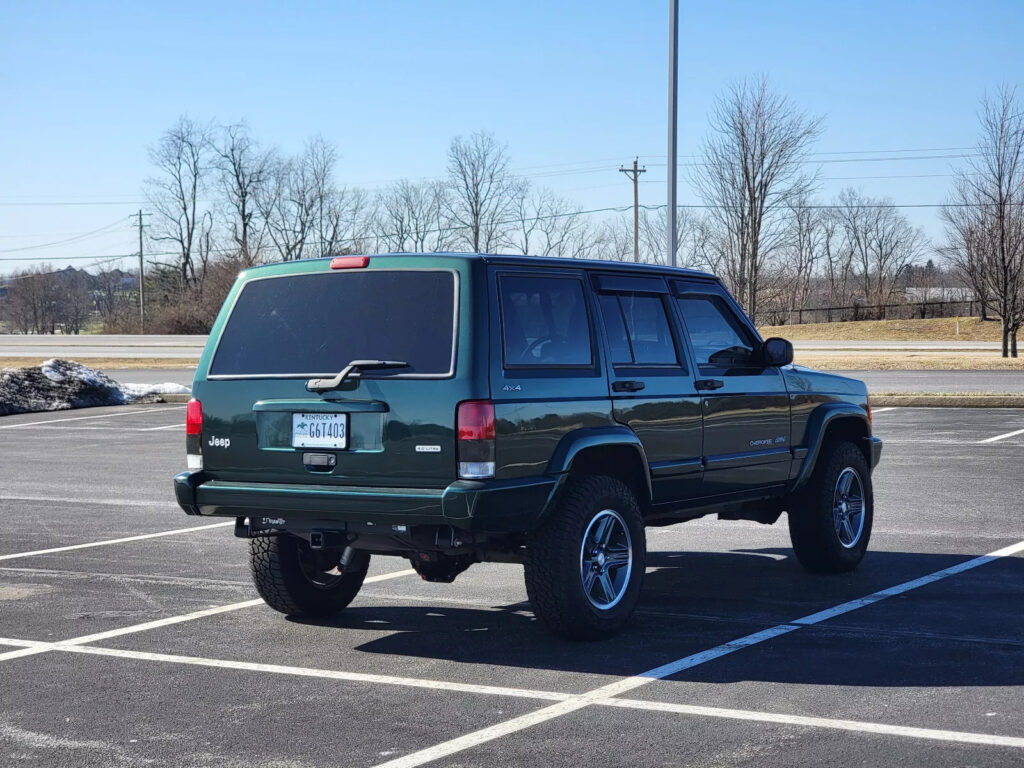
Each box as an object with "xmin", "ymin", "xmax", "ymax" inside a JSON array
[
  {"xmin": 598, "ymin": 293, "xmax": 682, "ymax": 368},
  {"xmin": 499, "ymin": 275, "xmax": 593, "ymax": 367},
  {"xmin": 210, "ymin": 270, "xmax": 456, "ymax": 377}
]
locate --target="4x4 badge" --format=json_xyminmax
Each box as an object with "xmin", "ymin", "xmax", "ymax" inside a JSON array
[{"xmin": 502, "ymin": 384, "xmax": 522, "ymax": 392}]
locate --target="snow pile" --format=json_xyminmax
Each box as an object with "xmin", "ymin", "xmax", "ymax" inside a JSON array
[
  {"xmin": 119, "ymin": 381, "xmax": 192, "ymax": 398},
  {"xmin": 0, "ymin": 359, "xmax": 191, "ymax": 416}
]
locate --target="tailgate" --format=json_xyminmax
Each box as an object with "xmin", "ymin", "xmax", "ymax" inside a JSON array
[{"xmin": 192, "ymin": 259, "xmax": 483, "ymax": 489}]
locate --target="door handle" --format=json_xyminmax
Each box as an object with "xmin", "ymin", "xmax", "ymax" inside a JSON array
[
  {"xmin": 695, "ymin": 378, "xmax": 725, "ymax": 391},
  {"xmin": 612, "ymin": 380, "xmax": 646, "ymax": 393}
]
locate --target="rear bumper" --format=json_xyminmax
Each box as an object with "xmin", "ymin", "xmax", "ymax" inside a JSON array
[{"xmin": 173, "ymin": 470, "xmax": 561, "ymax": 533}]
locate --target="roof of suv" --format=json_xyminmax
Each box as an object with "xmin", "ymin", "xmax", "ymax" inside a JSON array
[{"xmin": 240, "ymin": 252, "xmax": 717, "ymax": 281}]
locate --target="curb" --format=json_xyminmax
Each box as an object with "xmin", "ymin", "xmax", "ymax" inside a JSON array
[
  {"xmin": 157, "ymin": 394, "xmax": 193, "ymax": 404},
  {"xmin": 872, "ymin": 393, "xmax": 1024, "ymax": 408}
]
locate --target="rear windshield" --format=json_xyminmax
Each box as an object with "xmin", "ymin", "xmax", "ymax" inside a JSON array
[{"xmin": 209, "ymin": 270, "xmax": 457, "ymax": 377}]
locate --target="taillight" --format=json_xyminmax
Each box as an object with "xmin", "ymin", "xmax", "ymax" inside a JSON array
[
  {"xmin": 866, "ymin": 396, "xmax": 872, "ymax": 429},
  {"xmin": 330, "ymin": 256, "xmax": 369, "ymax": 269},
  {"xmin": 186, "ymin": 398, "xmax": 203, "ymax": 470},
  {"xmin": 186, "ymin": 398, "xmax": 203, "ymax": 435},
  {"xmin": 457, "ymin": 400, "xmax": 495, "ymax": 479}
]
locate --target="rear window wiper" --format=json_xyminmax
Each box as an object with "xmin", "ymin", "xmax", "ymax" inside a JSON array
[{"xmin": 306, "ymin": 360, "xmax": 410, "ymax": 393}]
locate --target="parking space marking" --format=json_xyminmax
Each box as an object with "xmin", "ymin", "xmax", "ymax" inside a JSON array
[
  {"xmin": 603, "ymin": 699, "xmax": 1024, "ymax": 748},
  {"xmin": 0, "ymin": 521, "xmax": 234, "ymax": 561},
  {"xmin": 140, "ymin": 423, "xmax": 182, "ymax": 431},
  {"xmin": 370, "ymin": 537, "xmax": 1024, "ymax": 768},
  {"xmin": 979, "ymin": 427, "xmax": 1024, "ymax": 444},
  {"xmin": 0, "ymin": 494, "xmax": 172, "ymax": 507},
  {"xmin": 870, "ymin": 407, "xmax": 897, "ymax": 414},
  {"xmin": 0, "ymin": 406, "xmax": 183, "ymax": 430},
  {"xmin": 2, "ymin": 635, "xmax": 1020, "ymax": 751},
  {"xmin": 59, "ymin": 645, "xmax": 573, "ymax": 702},
  {"xmin": 789, "ymin": 538, "xmax": 1024, "ymax": 626},
  {"xmin": 0, "ymin": 569, "xmax": 416, "ymax": 665}
]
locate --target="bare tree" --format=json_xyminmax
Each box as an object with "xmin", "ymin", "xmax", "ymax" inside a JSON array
[
  {"xmin": 256, "ymin": 152, "xmax": 312, "ymax": 261},
  {"xmin": 145, "ymin": 117, "xmax": 215, "ymax": 287},
  {"xmin": 52, "ymin": 269, "xmax": 92, "ymax": 334},
  {"xmin": 256, "ymin": 136, "xmax": 368, "ymax": 260},
  {"xmin": 504, "ymin": 183, "xmax": 593, "ymax": 258},
  {"xmin": 838, "ymin": 189, "xmax": 926, "ymax": 318},
  {"xmin": 372, "ymin": 180, "xmax": 444, "ymax": 252},
  {"xmin": 1, "ymin": 267, "xmax": 63, "ymax": 333},
  {"xmin": 447, "ymin": 132, "xmax": 515, "ymax": 252},
  {"xmin": 216, "ymin": 122, "xmax": 271, "ymax": 266},
  {"xmin": 819, "ymin": 208, "xmax": 855, "ymax": 318},
  {"xmin": 942, "ymin": 86, "xmax": 1024, "ymax": 356},
  {"xmin": 374, "ymin": 180, "xmax": 453, "ymax": 253},
  {"xmin": 780, "ymin": 195, "xmax": 824, "ymax": 319},
  {"xmin": 693, "ymin": 77, "xmax": 823, "ymax": 320}
]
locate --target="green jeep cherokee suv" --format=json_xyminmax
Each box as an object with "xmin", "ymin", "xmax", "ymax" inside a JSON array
[{"xmin": 174, "ymin": 253, "xmax": 882, "ymax": 640}]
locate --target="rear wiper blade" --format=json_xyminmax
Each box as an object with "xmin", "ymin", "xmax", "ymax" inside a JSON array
[{"xmin": 306, "ymin": 360, "xmax": 410, "ymax": 393}]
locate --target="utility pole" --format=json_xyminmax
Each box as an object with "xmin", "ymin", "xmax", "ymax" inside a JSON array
[
  {"xmin": 132, "ymin": 210, "xmax": 149, "ymax": 334},
  {"xmin": 667, "ymin": 0, "xmax": 679, "ymax": 267},
  {"xmin": 619, "ymin": 158, "xmax": 646, "ymax": 262}
]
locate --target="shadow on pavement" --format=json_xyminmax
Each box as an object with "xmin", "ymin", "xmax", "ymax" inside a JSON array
[{"xmin": 289, "ymin": 547, "xmax": 1024, "ymax": 687}]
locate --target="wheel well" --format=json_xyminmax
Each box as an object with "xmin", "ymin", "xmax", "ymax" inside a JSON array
[
  {"xmin": 567, "ymin": 445, "xmax": 651, "ymax": 513},
  {"xmin": 821, "ymin": 416, "xmax": 870, "ymax": 466}
]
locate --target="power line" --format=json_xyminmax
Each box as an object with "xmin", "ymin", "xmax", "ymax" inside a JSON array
[
  {"xmin": 0, "ymin": 219, "xmax": 128, "ymax": 254},
  {"xmin": 0, "ymin": 199, "xmax": 1015, "ymax": 266}
]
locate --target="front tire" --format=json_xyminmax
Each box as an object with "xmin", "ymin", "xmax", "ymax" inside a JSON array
[
  {"xmin": 788, "ymin": 441, "xmax": 873, "ymax": 573},
  {"xmin": 524, "ymin": 475, "xmax": 645, "ymax": 640},
  {"xmin": 249, "ymin": 536, "xmax": 370, "ymax": 617}
]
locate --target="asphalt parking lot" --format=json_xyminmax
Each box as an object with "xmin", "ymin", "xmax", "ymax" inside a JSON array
[{"xmin": 1, "ymin": 404, "xmax": 1022, "ymax": 767}]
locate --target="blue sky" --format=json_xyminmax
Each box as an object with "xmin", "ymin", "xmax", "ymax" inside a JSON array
[{"xmin": 1, "ymin": 0, "xmax": 1021, "ymax": 272}]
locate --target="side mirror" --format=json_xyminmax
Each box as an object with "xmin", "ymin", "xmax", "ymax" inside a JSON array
[{"xmin": 761, "ymin": 337, "xmax": 794, "ymax": 367}]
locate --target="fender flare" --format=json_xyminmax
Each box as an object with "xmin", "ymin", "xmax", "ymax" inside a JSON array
[
  {"xmin": 544, "ymin": 425, "xmax": 653, "ymax": 506},
  {"xmin": 792, "ymin": 402, "xmax": 871, "ymax": 491}
]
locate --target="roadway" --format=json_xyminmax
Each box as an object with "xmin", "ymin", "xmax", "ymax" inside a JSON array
[{"xmin": 0, "ymin": 335, "xmax": 1007, "ymax": 359}]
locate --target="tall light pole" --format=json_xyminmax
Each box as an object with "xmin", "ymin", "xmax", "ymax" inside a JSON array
[{"xmin": 667, "ymin": 0, "xmax": 679, "ymax": 267}]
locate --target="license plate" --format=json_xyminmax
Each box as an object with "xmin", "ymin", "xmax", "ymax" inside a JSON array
[{"xmin": 292, "ymin": 413, "xmax": 348, "ymax": 449}]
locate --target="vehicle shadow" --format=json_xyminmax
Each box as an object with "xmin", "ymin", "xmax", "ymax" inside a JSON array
[{"xmin": 289, "ymin": 547, "xmax": 1024, "ymax": 688}]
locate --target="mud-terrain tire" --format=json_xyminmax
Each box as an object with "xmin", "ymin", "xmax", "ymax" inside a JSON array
[
  {"xmin": 524, "ymin": 475, "xmax": 645, "ymax": 641},
  {"xmin": 249, "ymin": 536, "xmax": 370, "ymax": 617},
  {"xmin": 788, "ymin": 440, "xmax": 873, "ymax": 574}
]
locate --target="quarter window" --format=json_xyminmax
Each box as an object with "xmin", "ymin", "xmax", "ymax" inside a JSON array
[
  {"xmin": 499, "ymin": 276, "xmax": 593, "ymax": 367},
  {"xmin": 677, "ymin": 294, "xmax": 757, "ymax": 370}
]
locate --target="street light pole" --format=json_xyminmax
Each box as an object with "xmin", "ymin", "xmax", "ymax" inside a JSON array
[{"xmin": 667, "ymin": 0, "xmax": 679, "ymax": 267}]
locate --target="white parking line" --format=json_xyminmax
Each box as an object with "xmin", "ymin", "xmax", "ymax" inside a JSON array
[
  {"xmin": 140, "ymin": 423, "xmax": 182, "ymax": 431},
  {"xmin": 603, "ymin": 699, "xmax": 1024, "ymax": 749},
  {"xmin": 0, "ymin": 406, "xmax": 183, "ymax": 430},
  {"xmin": 871, "ymin": 407, "xmax": 897, "ymax": 414},
  {"xmin": 0, "ymin": 569, "xmax": 415, "ymax": 664},
  {"xmin": 0, "ymin": 495, "xmax": 172, "ymax": 507},
  {"xmin": 0, "ymin": 521, "xmax": 234, "ymax": 561},
  {"xmin": 61, "ymin": 645, "xmax": 572, "ymax": 701},
  {"xmin": 371, "ymin": 537, "xmax": 1024, "ymax": 768},
  {"xmin": 978, "ymin": 427, "xmax": 1024, "ymax": 444},
  {"xmin": 1, "ymin": 634, "xmax": 1020, "ymax": 749}
]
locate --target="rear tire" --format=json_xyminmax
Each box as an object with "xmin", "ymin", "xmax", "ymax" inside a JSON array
[
  {"xmin": 788, "ymin": 441, "xmax": 873, "ymax": 574},
  {"xmin": 524, "ymin": 475, "xmax": 645, "ymax": 640},
  {"xmin": 249, "ymin": 536, "xmax": 370, "ymax": 617}
]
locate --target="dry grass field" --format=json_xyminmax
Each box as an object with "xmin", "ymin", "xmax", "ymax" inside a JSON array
[{"xmin": 760, "ymin": 316, "xmax": 1003, "ymax": 342}]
